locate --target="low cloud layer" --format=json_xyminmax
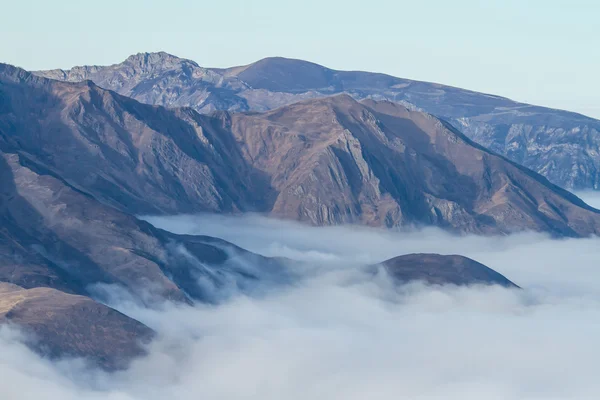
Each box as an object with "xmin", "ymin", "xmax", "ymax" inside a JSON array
[
  {"xmin": 2, "ymin": 213, "xmax": 600, "ymax": 399},
  {"xmin": 577, "ymin": 190, "xmax": 600, "ymax": 210}
]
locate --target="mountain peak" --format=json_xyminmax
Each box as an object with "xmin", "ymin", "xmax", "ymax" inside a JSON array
[
  {"xmin": 123, "ymin": 51, "xmax": 196, "ymax": 67},
  {"xmin": 223, "ymin": 56, "xmax": 335, "ymax": 92}
]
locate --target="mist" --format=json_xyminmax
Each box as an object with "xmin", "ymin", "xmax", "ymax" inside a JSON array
[
  {"xmin": 577, "ymin": 190, "xmax": 600, "ymax": 210},
  {"xmin": 2, "ymin": 214, "xmax": 600, "ymax": 399}
]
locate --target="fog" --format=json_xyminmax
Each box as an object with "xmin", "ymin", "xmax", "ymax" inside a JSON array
[
  {"xmin": 2, "ymin": 213, "xmax": 600, "ymax": 399},
  {"xmin": 577, "ymin": 190, "xmax": 600, "ymax": 210}
]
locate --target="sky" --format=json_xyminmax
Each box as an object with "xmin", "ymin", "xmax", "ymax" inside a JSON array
[{"xmin": 1, "ymin": 0, "xmax": 599, "ymax": 118}]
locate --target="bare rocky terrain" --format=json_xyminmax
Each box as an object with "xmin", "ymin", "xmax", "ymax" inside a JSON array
[{"xmin": 36, "ymin": 52, "xmax": 600, "ymax": 191}]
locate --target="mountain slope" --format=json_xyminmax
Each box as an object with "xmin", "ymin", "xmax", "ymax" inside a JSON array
[
  {"xmin": 1, "ymin": 63, "xmax": 273, "ymax": 215},
  {"xmin": 221, "ymin": 95, "xmax": 600, "ymax": 235},
  {"xmin": 36, "ymin": 53, "xmax": 600, "ymax": 190},
  {"xmin": 0, "ymin": 283, "xmax": 153, "ymax": 370}
]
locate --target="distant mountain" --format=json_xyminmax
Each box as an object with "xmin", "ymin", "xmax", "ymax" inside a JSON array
[
  {"xmin": 0, "ymin": 66, "xmax": 291, "ymax": 366},
  {"xmin": 379, "ymin": 253, "xmax": 518, "ymax": 288},
  {"xmin": 36, "ymin": 52, "xmax": 600, "ymax": 191},
  {"xmin": 4, "ymin": 64, "xmax": 600, "ymax": 236},
  {"xmin": 37, "ymin": 52, "xmax": 251, "ymax": 113}
]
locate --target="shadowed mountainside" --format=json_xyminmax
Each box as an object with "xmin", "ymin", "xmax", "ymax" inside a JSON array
[{"xmin": 0, "ymin": 141, "xmax": 288, "ymax": 367}]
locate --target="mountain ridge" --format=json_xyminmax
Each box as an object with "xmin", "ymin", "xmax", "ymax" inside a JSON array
[
  {"xmin": 5, "ymin": 63, "xmax": 600, "ymax": 236},
  {"xmin": 34, "ymin": 52, "xmax": 600, "ymax": 191}
]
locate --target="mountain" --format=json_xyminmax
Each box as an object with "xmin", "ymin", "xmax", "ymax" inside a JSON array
[
  {"xmin": 1, "ymin": 63, "xmax": 272, "ymax": 215},
  {"xmin": 223, "ymin": 95, "xmax": 600, "ymax": 235},
  {"xmin": 0, "ymin": 145, "xmax": 288, "ymax": 303},
  {"xmin": 37, "ymin": 52, "xmax": 251, "ymax": 113},
  {"xmin": 379, "ymin": 253, "xmax": 518, "ymax": 288},
  {"xmin": 0, "ymin": 62, "xmax": 541, "ymax": 367},
  {"xmin": 36, "ymin": 52, "xmax": 600, "ymax": 191},
  {"xmin": 0, "ymin": 110, "xmax": 288, "ymax": 366},
  {"xmin": 4, "ymin": 64, "xmax": 600, "ymax": 236},
  {"xmin": 0, "ymin": 282, "xmax": 153, "ymax": 370}
]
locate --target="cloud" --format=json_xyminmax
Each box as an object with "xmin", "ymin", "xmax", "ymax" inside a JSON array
[
  {"xmin": 576, "ymin": 190, "xmax": 600, "ymax": 210},
  {"xmin": 3, "ymin": 214, "xmax": 600, "ymax": 399}
]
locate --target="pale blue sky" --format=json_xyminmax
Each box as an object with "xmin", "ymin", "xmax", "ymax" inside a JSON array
[{"xmin": 2, "ymin": 0, "xmax": 599, "ymax": 118}]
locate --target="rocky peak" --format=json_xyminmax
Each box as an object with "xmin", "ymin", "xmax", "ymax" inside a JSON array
[{"xmin": 122, "ymin": 51, "xmax": 200, "ymax": 74}]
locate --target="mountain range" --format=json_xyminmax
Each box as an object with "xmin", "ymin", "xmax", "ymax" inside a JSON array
[
  {"xmin": 3, "ymin": 63, "xmax": 599, "ymax": 235},
  {"xmin": 0, "ymin": 53, "xmax": 596, "ymax": 369},
  {"xmin": 36, "ymin": 52, "xmax": 600, "ymax": 191}
]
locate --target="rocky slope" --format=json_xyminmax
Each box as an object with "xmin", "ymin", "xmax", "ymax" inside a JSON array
[
  {"xmin": 2, "ymin": 63, "xmax": 271, "ymax": 215},
  {"xmin": 4, "ymin": 64, "xmax": 600, "ymax": 236},
  {"xmin": 379, "ymin": 253, "xmax": 518, "ymax": 287},
  {"xmin": 36, "ymin": 52, "xmax": 600, "ymax": 191},
  {"xmin": 222, "ymin": 95, "xmax": 600, "ymax": 235}
]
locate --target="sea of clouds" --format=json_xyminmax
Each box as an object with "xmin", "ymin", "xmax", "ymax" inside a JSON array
[{"xmin": 2, "ymin": 204, "xmax": 600, "ymax": 399}]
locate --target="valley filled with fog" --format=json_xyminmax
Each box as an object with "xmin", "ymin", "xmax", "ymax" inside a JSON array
[{"xmin": 2, "ymin": 213, "xmax": 600, "ymax": 400}]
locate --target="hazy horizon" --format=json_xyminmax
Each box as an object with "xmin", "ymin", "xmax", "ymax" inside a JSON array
[{"xmin": 2, "ymin": 0, "xmax": 599, "ymax": 119}]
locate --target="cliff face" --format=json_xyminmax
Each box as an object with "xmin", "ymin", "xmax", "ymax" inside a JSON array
[{"xmin": 35, "ymin": 53, "xmax": 600, "ymax": 191}]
